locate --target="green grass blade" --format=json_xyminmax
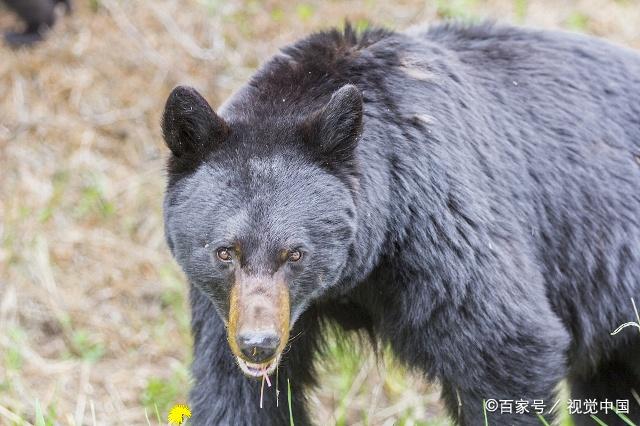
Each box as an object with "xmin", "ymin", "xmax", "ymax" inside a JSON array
[
  {"xmin": 287, "ymin": 379, "xmax": 294, "ymax": 426},
  {"xmin": 537, "ymin": 413, "xmax": 551, "ymax": 426},
  {"xmin": 144, "ymin": 407, "xmax": 151, "ymax": 426},
  {"xmin": 591, "ymin": 415, "xmax": 609, "ymax": 426},
  {"xmin": 34, "ymin": 400, "xmax": 46, "ymax": 426},
  {"xmin": 615, "ymin": 410, "xmax": 637, "ymax": 426},
  {"xmin": 483, "ymin": 400, "xmax": 489, "ymax": 426},
  {"xmin": 154, "ymin": 403, "xmax": 162, "ymax": 425}
]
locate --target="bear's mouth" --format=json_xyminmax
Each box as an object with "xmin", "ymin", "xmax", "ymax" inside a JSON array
[{"xmin": 236, "ymin": 354, "xmax": 280, "ymax": 378}]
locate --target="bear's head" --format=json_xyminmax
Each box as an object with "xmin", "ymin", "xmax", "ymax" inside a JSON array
[{"xmin": 162, "ymin": 84, "xmax": 362, "ymax": 377}]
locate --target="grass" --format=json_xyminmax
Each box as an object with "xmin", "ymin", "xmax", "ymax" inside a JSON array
[
  {"xmin": 69, "ymin": 329, "xmax": 106, "ymax": 362},
  {"xmin": 616, "ymin": 410, "xmax": 638, "ymax": 426},
  {"xmin": 315, "ymin": 329, "xmax": 448, "ymax": 424},
  {"xmin": 513, "ymin": 0, "xmax": 528, "ymax": 22},
  {"xmin": 0, "ymin": 0, "xmax": 639, "ymax": 425},
  {"xmin": 537, "ymin": 413, "xmax": 551, "ymax": 426},
  {"xmin": 483, "ymin": 400, "xmax": 489, "ymax": 425},
  {"xmin": 288, "ymin": 379, "xmax": 295, "ymax": 426},
  {"xmin": 4, "ymin": 327, "xmax": 25, "ymax": 371},
  {"xmin": 141, "ymin": 365, "xmax": 191, "ymax": 417},
  {"xmin": 611, "ymin": 299, "xmax": 640, "ymax": 336},
  {"xmin": 436, "ymin": 0, "xmax": 479, "ymax": 21},
  {"xmin": 565, "ymin": 11, "xmax": 591, "ymax": 32}
]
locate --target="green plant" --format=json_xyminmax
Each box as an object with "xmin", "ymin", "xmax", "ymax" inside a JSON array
[
  {"xmin": 513, "ymin": 0, "xmax": 527, "ymax": 21},
  {"xmin": 295, "ymin": 4, "xmax": 314, "ymax": 21},
  {"xmin": 565, "ymin": 12, "xmax": 590, "ymax": 31},
  {"xmin": 436, "ymin": 0, "xmax": 478, "ymax": 21},
  {"xmin": 287, "ymin": 378, "xmax": 294, "ymax": 426},
  {"xmin": 142, "ymin": 366, "xmax": 190, "ymax": 419},
  {"xmin": 70, "ymin": 329, "xmax": 105, "ymax": 362}
]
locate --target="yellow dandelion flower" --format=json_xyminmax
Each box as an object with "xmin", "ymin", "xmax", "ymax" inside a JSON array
[{"xmin": 167, "ymin": 404, "xmax": 192, "ymax": 425}]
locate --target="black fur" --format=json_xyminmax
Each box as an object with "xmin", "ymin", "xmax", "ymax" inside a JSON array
[
  {"xmin": 162, "ymin": 23, "xmax": 640, "ymax": 425},
  {"xmin": 2, "ymin": 0, "xmax": 71, "ymax": 47}
]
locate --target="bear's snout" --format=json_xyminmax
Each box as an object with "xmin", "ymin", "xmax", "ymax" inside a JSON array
[
  {"xmin": 236, "ymin": 331, "xmax": 281, "ymax": 363},
  {"xmin": 227, "ymin": 270, "xmax": 290, "ymax": 375}
]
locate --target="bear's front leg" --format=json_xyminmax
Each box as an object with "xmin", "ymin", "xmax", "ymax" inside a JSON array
[
  {"xmin": 432, "ymin": 300, "xmax": 570, "ymax": 425},
  {"xmin": 189, "ymin": 288, "xmax": 318, "ymax": 426},
  {"xmin": 377, "ymin": 231, "xmax": 573, "ymax": 425}
]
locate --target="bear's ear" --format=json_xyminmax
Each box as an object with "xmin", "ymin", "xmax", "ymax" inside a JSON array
[
  {"xmin": 161, "ymin": 86, "xmax": 229, "ymax": 161},
  {"xmin": 307, "ymin": 84, "xmax": 363, "ymax": 161}
]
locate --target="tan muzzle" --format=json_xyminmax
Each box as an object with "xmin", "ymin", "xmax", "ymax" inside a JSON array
[{"xmin": 227, "ymin": 269, "xmax": 290, "ymax": 377}]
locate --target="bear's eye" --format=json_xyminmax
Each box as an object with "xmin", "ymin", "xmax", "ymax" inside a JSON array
[
  {"xmin": 216, "ymin": 248, "xmax": 233, "ymax": 262},
  {"xmin": 288, "ymin": 250, "xmax": 302, "ymax": 262}
]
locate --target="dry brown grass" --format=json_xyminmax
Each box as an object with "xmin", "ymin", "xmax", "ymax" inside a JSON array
[{"xmin": 1, "ymin": 1, "xmax": 639, "ymax": 425}]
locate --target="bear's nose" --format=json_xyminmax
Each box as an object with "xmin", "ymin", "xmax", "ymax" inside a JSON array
[{"xmin": 237, "ymin": 332, "xmax": 280, "ymax": 363}]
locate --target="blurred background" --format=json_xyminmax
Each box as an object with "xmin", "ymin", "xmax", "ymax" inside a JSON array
[{"xmin": 0, "ymin": 1, "xmax": 639, "ymax": 425}]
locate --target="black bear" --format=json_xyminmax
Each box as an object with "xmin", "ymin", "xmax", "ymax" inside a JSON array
[
  {"xmin": 162, "ymin": 22, "xmax": 640, "ymax": 425},
  {"xmin": 2, "ymin": 0, "xmax": 71, "ymax": 47}
]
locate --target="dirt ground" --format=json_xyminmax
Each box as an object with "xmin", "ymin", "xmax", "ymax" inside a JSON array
[{"xmin": 1, "ymin": 1, "xmax": 639, "ymax": 425}]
